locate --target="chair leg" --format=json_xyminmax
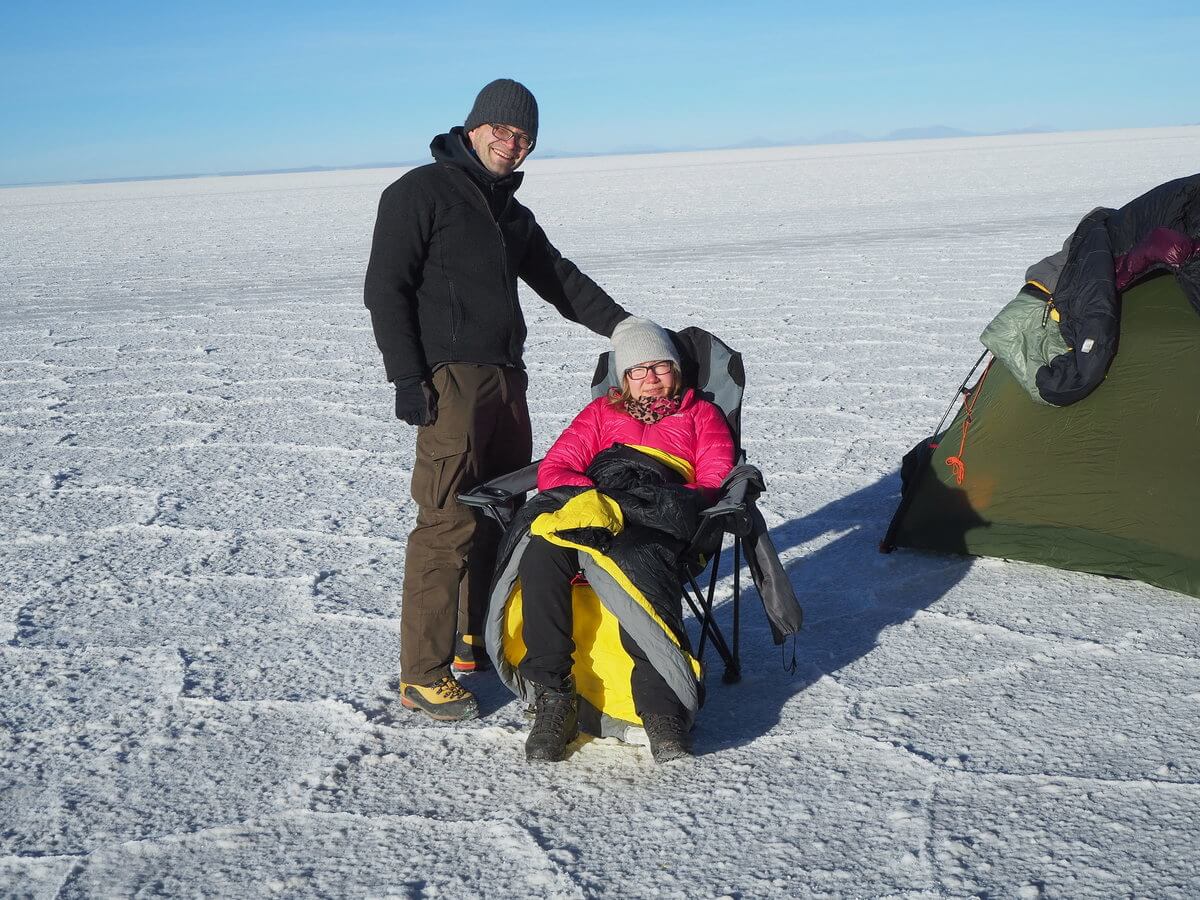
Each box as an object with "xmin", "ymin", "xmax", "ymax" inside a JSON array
[
  {"xmin": 682, "ymin": 577, "xmax": 732, "ymax": 669},
  {"xmin": 686, "ymin": 580, "xmax": 710, "ymax": 657},
  {"xmin": 694, "ymin": 544, "xmax": 721, "ymax": 659},
  {"xmin": 703, "ymin": 544, "xmax": 740, "ymax": 683},
  {"xmin": 684, "ymin": 567, "xmax": 739, "ymax": 683},
  {"xmin": 732, "ymin": 536, "xmax": 741, "ymax": 668},
  {"xmin": 717, "ymin": 538, "xmax": 742, "ymax": 684}
]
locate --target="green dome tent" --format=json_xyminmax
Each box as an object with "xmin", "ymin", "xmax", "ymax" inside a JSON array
[
  {"xmin": 883, "ymin": 175, "xmax": 1200, "ymax": 598},
  {"xmin": 884, "ymin": 274, "xmax": 1199, "ymax": 598}
]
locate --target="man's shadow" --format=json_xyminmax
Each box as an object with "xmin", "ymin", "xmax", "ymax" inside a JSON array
[{"xmin": 693, "ymin": 468, "xmax": 976, "ymax": 753}]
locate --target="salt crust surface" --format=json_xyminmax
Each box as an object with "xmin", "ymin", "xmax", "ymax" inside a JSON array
[{"xmin": 3, "ymin": 127, "xmax": 1200, "ymax": 897}]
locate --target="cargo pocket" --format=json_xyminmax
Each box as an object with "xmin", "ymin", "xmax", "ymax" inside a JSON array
[{"xmin": 414, "ymin": 431, "xmax": 470, "ymax": 511}]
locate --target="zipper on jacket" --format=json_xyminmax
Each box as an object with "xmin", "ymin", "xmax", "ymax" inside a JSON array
[
  {"xmin": 494, "ymin": 223, "xmax": 521, "ymax": 327},
  {"xmin": 447, "ymin": 281, "xmax": 461, "ymax": 353},
  {"xmin": 462, "ymin": 175, "xmax": 523, "ymax": 339},
  {"xmin": 491, "ymin": 189, "xmax": 522, "ymax": 345}
]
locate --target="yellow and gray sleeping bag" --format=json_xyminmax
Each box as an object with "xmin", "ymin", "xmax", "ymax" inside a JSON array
[{"xmin": 486, "ymin": 445, "xmax": 706, "ymax": 741}]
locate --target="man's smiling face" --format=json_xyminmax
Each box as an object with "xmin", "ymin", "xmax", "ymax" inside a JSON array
[{"xmin": 467, "ymin": 123, "xmax": 532, "ymax": 176}]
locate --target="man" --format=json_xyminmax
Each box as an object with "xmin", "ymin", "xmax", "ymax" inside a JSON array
[{"xmin": 364, "ymin": 78, "xmax": 630, "ymax": 721}]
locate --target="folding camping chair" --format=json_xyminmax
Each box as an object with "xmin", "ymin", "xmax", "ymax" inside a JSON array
[{"xmin": 458, "ymin": 326, "xmax": 769, "ymax": 684}]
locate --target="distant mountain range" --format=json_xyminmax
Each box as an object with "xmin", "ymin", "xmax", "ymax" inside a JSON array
[
  {"xmin": 534, "ymin": 124, "xmax": 1060, "ymax": 160},
  {"xmin": 702, "ymin": 123, "xmax": 1059, "ymax": 152}
]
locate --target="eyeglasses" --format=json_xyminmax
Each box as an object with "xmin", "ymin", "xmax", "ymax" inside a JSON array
[
  {"xmin": 625, "ymin": 361, "xmax": 675, "ymax": 380},
  {"xmin": 489, "ymin": 123, "xmax": 534, "ymax": 150}
]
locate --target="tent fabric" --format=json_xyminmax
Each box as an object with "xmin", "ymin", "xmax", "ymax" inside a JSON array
[
  {"xmin": 979, "ymin": 284, "xmax": 1068, "ymax": 405},
  {"xmin": 888, "ymin": 273, "xmax": 1200, "ymax": 598}
]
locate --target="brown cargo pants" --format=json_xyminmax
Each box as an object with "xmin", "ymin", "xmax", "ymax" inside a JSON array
[{"xmin": 400, "ymin": 363, "xmax": 532, "ymax": 685}]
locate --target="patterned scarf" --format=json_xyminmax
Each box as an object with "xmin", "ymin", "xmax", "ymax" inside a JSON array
[{"xmin": 611, "ymin": 389, "xmax": 681, "ymax": 424}]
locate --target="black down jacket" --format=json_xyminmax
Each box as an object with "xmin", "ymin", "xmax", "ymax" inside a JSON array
[
  {"xmin": 492, "ymin": 444, "xmax": 704, "ymax": 636},
  {"xmin": 1036, "ymin": 173, "xmax": 1200, "ymax": 406}
]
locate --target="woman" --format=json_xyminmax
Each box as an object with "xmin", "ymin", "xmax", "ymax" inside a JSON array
[{"xmin": 513, "ymin": 317, "xmax": 735, "ymax": 763}]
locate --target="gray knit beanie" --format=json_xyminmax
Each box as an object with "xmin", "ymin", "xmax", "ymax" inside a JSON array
[
  {"xmin": 464, "ymin": 79, "xmax": 539, "ymax": 145},
  {"xmin": 611, "ymin": 317, "xmax": 680, "ymax": 376}
]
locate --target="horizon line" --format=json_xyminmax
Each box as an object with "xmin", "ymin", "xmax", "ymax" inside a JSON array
[{"xmin": 5, "ymin": 121, "xmax": 1199, "ymax": 191}]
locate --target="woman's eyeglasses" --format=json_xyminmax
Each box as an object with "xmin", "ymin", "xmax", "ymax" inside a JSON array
[{"xmin": 625, "ymin": 361, "xmax": 674, "ymax": 380}]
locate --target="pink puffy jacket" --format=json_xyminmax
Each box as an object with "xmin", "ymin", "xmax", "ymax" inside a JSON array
[{"xmin": 538, "ymin": 389, "xmax": 735, "ymax": 497}]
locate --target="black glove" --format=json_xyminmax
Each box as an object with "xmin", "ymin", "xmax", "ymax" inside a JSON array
[{"xmin": 394, "ymin": 377, "xmax": 438, "ymax": 426}]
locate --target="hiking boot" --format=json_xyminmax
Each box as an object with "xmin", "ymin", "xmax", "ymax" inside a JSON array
[
  {"xmin": 525, "ymin": 680, "xmax": 578, "ymax": 762},
  {"xmin": 644, "ymin": 713, "xmax": 692, "ymax": 763},
  {"xmin": 452, "ymin": 633, "xmax": 490, "ymax": 673},
  {"xmin": 400, "ymin": 676, "xmax": 479, "ymax": 722}
]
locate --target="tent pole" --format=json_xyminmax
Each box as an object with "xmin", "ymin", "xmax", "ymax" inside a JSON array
[{"xmin": 932, "ymin": 350, "xmax": 990, "ymax": 440}]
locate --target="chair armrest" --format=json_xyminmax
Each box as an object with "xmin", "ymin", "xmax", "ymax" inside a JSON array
[
  {"xmin": 698, "ymin": 464, "xmax": 762, "ymax": 536},
  {"xmin": 457, "ymin": 459, "xmax": 542, "ymax": 508}
]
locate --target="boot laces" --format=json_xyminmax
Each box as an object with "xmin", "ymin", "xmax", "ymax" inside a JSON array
[
  {"xmin": 532, "ymin": 689, "xmax": 573, "ymax": 732},
  {"xmin": 647, "ymin": 713, "xmax": 685, "ymax": 740},
  {"xmin": 432, "ymin": 677, "xmax": 470, "ymax": 700}
]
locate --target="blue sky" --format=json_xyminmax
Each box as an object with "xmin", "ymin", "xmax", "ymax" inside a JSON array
[{"xmin": 3, "ymin": 1, "xmax": 1195, "ymax": 185}]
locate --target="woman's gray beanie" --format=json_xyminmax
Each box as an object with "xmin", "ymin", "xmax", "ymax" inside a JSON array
[
  {"xmin": 464, "ymin": 79, "xmax": 539, "ymax": 144},
  {"xmin": 611, "ymin": 317, "xmax": 680, "ymax": 376}
]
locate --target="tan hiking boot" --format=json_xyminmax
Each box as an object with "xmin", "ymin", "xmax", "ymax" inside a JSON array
[{"xmin": 400, "ymin": 676, "xmax": 479, "ymax": 722}]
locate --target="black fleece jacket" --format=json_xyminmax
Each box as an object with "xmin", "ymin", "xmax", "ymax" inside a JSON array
[{"xmin": 364, "ymin": 128, "xmax": 629, "ymax": 384}]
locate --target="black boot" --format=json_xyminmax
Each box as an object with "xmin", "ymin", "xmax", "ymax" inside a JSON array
[
  {"xmin": 525, "ymin": 679, "xmax": 578, "ymax": 762},
  {"xmin": 644, "ymin": 713, "xmax": 692, "ymax": 763}
]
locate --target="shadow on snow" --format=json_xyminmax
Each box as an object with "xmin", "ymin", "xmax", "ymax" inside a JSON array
[{"xmin": 691, "ymin": 468, "xmax": 974, "ymax": 754}]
